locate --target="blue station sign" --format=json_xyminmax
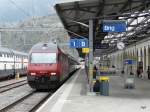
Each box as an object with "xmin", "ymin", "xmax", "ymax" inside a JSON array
[
  {"xmin": 70, "ymin": 39, "xmax": 88, "ymax": 48},
  {"xmin": 124, "ymin": 59, "xmax": 136, "ymax": 65},
  {"xmin": 103, "ymin": 20, "xmax": 126, "ymax": 32}
]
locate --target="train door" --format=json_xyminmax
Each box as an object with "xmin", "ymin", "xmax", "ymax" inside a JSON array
[
  {"xmin": 21, "ymin": 57, "xmax": 23, "ymax": 70},
  {"xmin": 4, "ymin": 64, "xmax": 6, "ymax": 71}
]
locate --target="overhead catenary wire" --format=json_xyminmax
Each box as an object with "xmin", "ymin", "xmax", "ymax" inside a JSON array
[
  {"xmin": 65, "ymin": 29, "xmax": 87, "ymax": 39},
  {"xmin": 8, "ymin": 0, "xmax": 31, "ymax": 17}
]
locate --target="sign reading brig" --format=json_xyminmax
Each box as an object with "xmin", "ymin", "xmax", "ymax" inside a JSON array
[
  {"xmin": 103, "ymin": 20, "xmax": 126, "ymax": 32},
  {"xmin": 70, "ymin": 39, "xmax": 88, "ymax": 48}
]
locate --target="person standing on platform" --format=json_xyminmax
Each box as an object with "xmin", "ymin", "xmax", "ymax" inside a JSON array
[
  {"xmin": 147, "ymin": 66, "xmax": 150, "ymax": 80},
  {"xmin": 93, "ymin": 65, "xmax": 97, "ymax": 79},
  {"xmin": 137, "ymin": 69, "xmax": 140, "ymax": 77},
  {"xmin": 137, "ymin": 68, "xmax": 142, "ymax": 78},
  {"xmin": 93, "ymin": 79, "xmax": 100, "ymax": 92}
]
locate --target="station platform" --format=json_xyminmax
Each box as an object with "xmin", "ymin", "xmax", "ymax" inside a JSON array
[{"xmin": 36, "ymin": 69, "xmax": 150, "ymax": 112}]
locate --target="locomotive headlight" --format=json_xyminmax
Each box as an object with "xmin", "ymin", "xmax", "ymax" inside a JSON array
[
  {"xmin": 30, "ymin": 73, "xmax": 36, "ymax": 75},
  {"xmin": 51, "ymin": 72, "xmax": 56, "ymax": 75}
]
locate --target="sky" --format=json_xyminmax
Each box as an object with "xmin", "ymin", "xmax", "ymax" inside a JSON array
[{"xmin": 0, "ymin": 0, "xmax": 81, "ymax": 24}]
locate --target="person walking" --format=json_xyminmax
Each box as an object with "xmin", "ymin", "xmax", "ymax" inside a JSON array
[
  {"xmin": 147, "ymin": 66, "xmax": 150, "ymax": 80},
  {"xmin": 137, "ymin": 69, "xmax": 140, "ymax": 78}
]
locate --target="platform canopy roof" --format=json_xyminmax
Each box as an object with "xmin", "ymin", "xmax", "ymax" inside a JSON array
[{"xmin": 55, "ymin": 0, "xmax": 150, "ymax": 57}]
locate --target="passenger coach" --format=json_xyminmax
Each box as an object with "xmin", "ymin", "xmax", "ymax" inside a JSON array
[{"xmin": 0, "ymin": 47, "xmax": 28, "ymax": 79}]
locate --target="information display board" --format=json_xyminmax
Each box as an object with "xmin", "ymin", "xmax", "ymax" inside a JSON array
[{"xmin": 94, "ymin": 42, "xmax": 109, "ymax": 49}]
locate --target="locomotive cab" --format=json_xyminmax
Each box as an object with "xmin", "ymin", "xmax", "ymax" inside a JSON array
[
  {"xmin": 27, "ymin": 42, "xmax": 76, "ymax": 90},
  {"xmin": 27, "ymin": 43, "xmax": 60, "ymax": 89}
]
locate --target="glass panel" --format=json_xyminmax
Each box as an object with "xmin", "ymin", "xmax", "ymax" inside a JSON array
[{"xmin": 31, "ymin": 53, "xmax": 57, "ymax": 64}]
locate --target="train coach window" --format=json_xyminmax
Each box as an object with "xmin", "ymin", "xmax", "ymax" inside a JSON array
[
  {"xmin": 31, "ymin": 53, "xmax": 57, "ymax": 64},
  {"xmin": 0, "ymin": 53, "xmax": 2, "ymax": 57}
]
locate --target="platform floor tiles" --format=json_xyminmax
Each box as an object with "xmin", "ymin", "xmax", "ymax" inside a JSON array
[{"xmin": 36, "ymin": 69, "xmax": 150, "ymax": 112}]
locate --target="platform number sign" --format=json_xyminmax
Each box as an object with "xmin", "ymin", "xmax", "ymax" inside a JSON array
[{"xmin": 70, "ymin": 39, "xmax": 88, "ymax": 48}]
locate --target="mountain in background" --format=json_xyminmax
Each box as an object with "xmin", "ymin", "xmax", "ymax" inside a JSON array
[{"xmin": 1, "ymin": 15, "xmax": 79, "ymax": 58}]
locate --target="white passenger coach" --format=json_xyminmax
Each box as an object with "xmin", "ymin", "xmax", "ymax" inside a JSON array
[{"xmin": 0, "ymin": 47, "xmax": 28, "ymax": 79}]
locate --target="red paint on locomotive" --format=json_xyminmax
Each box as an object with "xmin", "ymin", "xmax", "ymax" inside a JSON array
[{"xmin": 27, "ymin": 42, "xmax": 73, "ymax": 89}]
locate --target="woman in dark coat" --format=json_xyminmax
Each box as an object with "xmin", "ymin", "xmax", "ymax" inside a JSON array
[
  {"xmin": 93, "ymin": 65, "xmax": 97, "ymax": 79},
  {"xmin": 147, "ymin": 66, "xmax": 150, "ymax": 80},
  {"xmin": 93, "ymin": 80, "xmax": 100, "ymax": 92}
]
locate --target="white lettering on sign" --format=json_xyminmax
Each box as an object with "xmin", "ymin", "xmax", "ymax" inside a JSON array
[
  {"xmin": 104, "ymin": 25, "xmax": 115, "ymax": 31},
  {"xmin": 73, "ymin": 42, "xmax": 76, "ymax": 47},
  {"xmin": 81, "ymin": 42, "xmax": 85, "ymax": 47},
  {"xmin": 104, "ymin": 26, "xmax": 109, "ymax": 31}
]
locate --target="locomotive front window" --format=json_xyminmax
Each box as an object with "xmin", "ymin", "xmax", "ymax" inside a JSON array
[{"xmin": 31, "ymin": 53, "xmax": 56, "ymax": 63}]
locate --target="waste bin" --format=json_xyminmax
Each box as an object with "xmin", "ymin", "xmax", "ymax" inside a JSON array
[{"xmin": 99, "ymin": 76, "xmax": 109, "ymax": 96}]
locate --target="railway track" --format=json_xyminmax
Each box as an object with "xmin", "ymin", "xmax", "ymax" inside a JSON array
[
  {"xmin": 0, "ymin": 91, "xmax": 53, "ymax": 112},
  {"xmin": 0, "ymin": 75, "xmax": 27, "ymax": 82},
  {"xmin": 0, "ymin": 80, "xmax": 27, "ymax": 93}
]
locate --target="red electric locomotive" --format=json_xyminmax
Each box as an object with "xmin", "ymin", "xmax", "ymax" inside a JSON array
[{"xmin": 27, "ymin": 42, "xmax": 78, "ymax": 89}]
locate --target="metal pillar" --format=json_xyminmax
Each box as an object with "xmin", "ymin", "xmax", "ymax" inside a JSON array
[
  {"xmin": 122, "ymin": 48, "xmax": 125, "ymax": 71},
  {"xmin": 88, "ymin": 19, "xmax": 94, "ymax": 91}
]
